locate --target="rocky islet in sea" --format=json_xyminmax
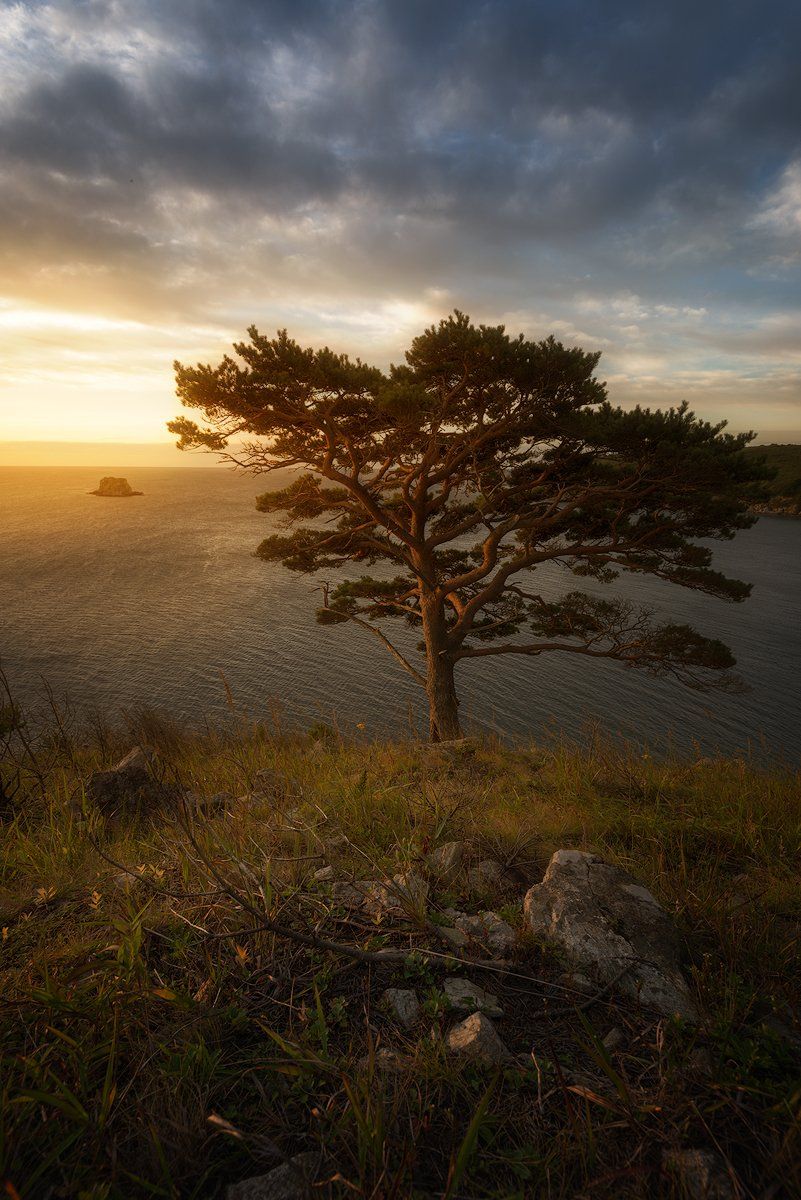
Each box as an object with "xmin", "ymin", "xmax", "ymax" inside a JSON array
[{"xmin": 90, "ymin": 476, "xmax": 143, "ymax": 497}]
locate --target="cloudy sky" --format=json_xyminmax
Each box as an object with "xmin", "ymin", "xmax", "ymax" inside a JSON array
[{"xmin": 1, "ymin": 0, "xmax": 800, "ymax": 456}]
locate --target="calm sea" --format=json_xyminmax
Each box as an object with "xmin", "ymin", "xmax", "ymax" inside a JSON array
[{"xmin": 1, "ymin": 466, "xmax": 800, "ymax": 760}]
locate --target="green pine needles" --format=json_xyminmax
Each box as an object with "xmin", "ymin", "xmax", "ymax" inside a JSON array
[{"xmin": 170, "ymin": 311, "xmax": 772, "ymax": 740}]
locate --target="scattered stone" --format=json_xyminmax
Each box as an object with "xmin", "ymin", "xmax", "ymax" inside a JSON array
[
  {"xmin": 330, "ymin": 872, "xmax": 428, "ymax": 920},
  {"xmin": 86, "ymin": 746, "xmax": 168, "ymax": 818},
  {"xmin": 467, "ymin": 859, "xmax": 506, "ymax": 891},
  {"xmin": 438, "ymin": 924, "xmax": 469, "ymax": 951},
  {"xmin": 427, "ymin": 840, "xmax": 464, "ymax": 878},
  {"xmin": 313, "ymin": 865, "xmax": 334, "ymax": 882},
  {"xmin": 364, "ymin": 872, "xmax": 429, "ymax": 920},
  {"xmin": 444, "ymin": 977, "xmax": 503, "ymax": 1018},
  {"xmin": 662, "ymin": 1148, "xmax": 737, "ymax": 1200},
  {"xmin": 523, "ymin": 850, "xmax": 699, "ymax": 1021},
  {"xmin": 472, "ymin": 911, "xmax": 516, "ymax": 957},
  {"xmin": 446, "ymin": 1012, "xmax": 512, "ymax": 1067},
  {"xmin": 441, "ymin": 909, "xmax": 517, "ymax": 958},
  {"xmin": 602, "ymin": 1026, "xmax": 625, "ymax": 1052},
  {"xmin": 382, "ymin": 988, "xmax": 420, "ymax": 1028},
  {"xmin": 226, "ymin": 1151, "xmax": 320, "ymax": 1200}
]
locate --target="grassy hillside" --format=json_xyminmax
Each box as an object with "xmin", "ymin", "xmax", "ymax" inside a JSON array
[{"xmin": 1, "ymin": 714, "xmax": 800, "ymax": 1199}]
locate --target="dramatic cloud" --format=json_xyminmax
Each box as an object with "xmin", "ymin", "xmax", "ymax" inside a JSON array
[{"xmin": 1, "ymin": 0, "xmax": 800, "ymax": 446}]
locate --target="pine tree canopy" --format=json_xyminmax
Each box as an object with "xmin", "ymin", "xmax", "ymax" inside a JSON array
[{"xmin": 169, "ymin": 311, "xmax": 772, "ymax": 739}]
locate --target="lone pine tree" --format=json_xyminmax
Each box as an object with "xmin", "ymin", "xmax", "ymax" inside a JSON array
[{"xmin": 170, "ymin": 312, "xmax": 769, "ymax": 740}]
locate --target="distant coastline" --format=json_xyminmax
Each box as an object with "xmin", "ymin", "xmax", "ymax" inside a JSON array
[{"xmin": 744, "ymin": 444, "xmax": 801, "ymax": 518}]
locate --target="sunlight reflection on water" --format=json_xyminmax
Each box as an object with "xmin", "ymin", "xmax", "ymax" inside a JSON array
[{"xmin": 2, "ymin": 466, "xmax": 799, "ymax": 760}]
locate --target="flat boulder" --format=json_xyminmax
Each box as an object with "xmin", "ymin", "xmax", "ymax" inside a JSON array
[{"xmin": 523, "ymin": 850, "xmax": 699, "ymax": 1021}]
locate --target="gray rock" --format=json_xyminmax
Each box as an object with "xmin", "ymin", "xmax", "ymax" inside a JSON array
[
  {"xmin": 313, "ymin": 865, "xmax": 334, "ymax": 882},
  {"xmin": 523, "ymin": 850, "xmax": 699, "ymax": 1021},
  {"xmin": 471, "ymin": 911, "xmax": 516, "ymax": 957},
  {"xmin": 662, "ymin": 1148, "xmax": 737, "ymax": 1199},
  {"xmin": 602, "ymin": 1026, "xmax": 625, "ymax": 1052},
  {"xmin": 560, "ymin": 970, "xmax": 595, "ymax": 995},
  {"xmin": 226, "ymin": 1151, "xmax": 319, "ymax": 1200},
  {"xmin": 443, "ymin": 977, "xmax": 503, "ymax": 1018},
  {"xmin": 441, "ymin": 909, "xmax": 517, "ymax": 958},
  {"xmin": 86, "ymin": 746, "xmax": 168, "ymax": 818},
  {"xmin": 467, "ymin": 859, "xmax": 506, "ymax": 891},
  {"xmin": 363, "ymin": 872, "xmax": 429, "ymax": 919},
  {"xmin": 382, "ymin": 987, "xmax": 420, "ymax": 1028},
  {"xmin": 427, "ymin": 840, "xmax": 464, "ymax": 878},
  {"xmin": 438, "ymin": 924, "xmax": 469, "ymax": 950},
  {"xmin": 446, "ymin": 1012, "xmax": 512, "ymax": 1067}
]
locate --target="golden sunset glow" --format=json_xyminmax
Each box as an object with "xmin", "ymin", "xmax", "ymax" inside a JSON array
[{"xmin": 1, "ymin": 0, "xmax": 799, "ymax": 461}]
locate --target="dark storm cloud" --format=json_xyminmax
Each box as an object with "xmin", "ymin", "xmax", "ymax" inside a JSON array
[{"xmin": 0, "ymin": 0, "xmax": 799, "ymax": 426}]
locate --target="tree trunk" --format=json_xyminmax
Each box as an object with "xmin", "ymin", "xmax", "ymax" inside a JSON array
[
  {"xmin": 426, "ymin": 652, "xmax": 462, "ymax": 741},
  {"xmin": 416, "ymin": 560, "xmax": 463, "ymax": 742}
]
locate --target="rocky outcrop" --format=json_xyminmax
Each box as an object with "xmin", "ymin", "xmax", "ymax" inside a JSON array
[
  {"xmin": 523, "ymin": 849, "xmax": 699, "ymax": 1021},
  {"xmin": 90, "ymin": 476, "xmax": 143, "ymax": 497}
]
